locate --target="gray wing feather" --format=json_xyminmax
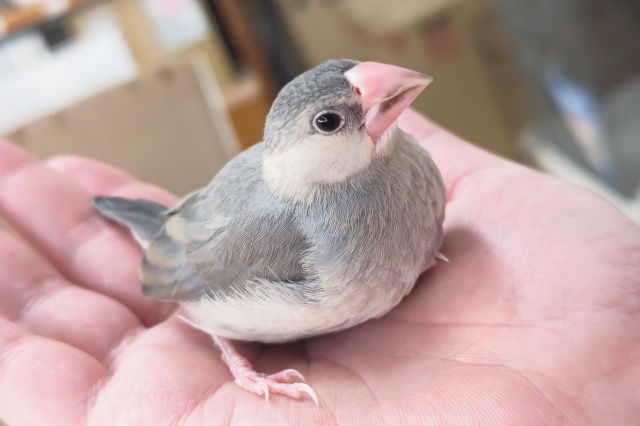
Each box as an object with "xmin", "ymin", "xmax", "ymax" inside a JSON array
[
  {"xmin": 140, "ymin": 143, "xmax": 307, "ymax": 301},
  {"xmin": 94, "ymin": 196, "xmax": 168, "ymax": 242}
]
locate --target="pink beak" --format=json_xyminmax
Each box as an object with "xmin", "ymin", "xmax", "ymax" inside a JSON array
[{"xmin": 344, "ymin": 62, "xmax": 432, "ymax": 141}]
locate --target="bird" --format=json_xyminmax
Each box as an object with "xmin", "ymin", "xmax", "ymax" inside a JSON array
[{"xmin": 94, "ymin": 59, "xmax": 447, "ymax": 404}]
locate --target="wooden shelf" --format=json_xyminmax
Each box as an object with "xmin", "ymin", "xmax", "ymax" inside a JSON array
[{"xmin": 0, "ymin": 0, "xmax": 94, "ymax": 38}]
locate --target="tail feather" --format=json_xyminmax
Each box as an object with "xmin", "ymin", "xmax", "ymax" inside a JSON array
[{"xmin": 94, "ymin": 196, "xmax": 169, "ymax": 246}]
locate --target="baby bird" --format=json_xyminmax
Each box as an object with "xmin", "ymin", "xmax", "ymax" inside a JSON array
[{"xmin": 94, "ymin": 59, "xmax": 446, "ymax": 404}]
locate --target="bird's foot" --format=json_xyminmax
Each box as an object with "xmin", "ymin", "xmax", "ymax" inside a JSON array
[
  {"xmin": 435, "ymin": 252, "xmax": 449, "ymax": 262},
  {"xmin": 213, "ymin": 336, "xmax": 319, "ymax": 405},
  {"xmin": 233, "ymin": 369, "xmax": 318, "ymax": 405}
]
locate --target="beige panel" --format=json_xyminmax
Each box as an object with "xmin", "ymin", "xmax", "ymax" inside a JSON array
[{"xmin": 6, "ymin": 57, "xmax": 240, "ymax": 197}]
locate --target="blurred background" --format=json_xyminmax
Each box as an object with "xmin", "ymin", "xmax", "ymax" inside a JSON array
[{"xmin": 0, "ymin": 0, "xmax": 639, "ymax": 222}]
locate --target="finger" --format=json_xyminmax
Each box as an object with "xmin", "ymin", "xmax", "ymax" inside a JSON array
[
  {"xmin": 0, "ymin": 140, "xmax": 172, "ymax": 326},
  {"xmin": 0, "ymin": 320, "xmax": 108, "ymax": 425},
  {"xmin": 46, "ymin": 154, "xmax": 178, "ymax": 203},
  {"xmin": 0, "ymin": 229, "xmax": 142, "ymax": 363},
  {"xmin": 399, "ymin": 109, "xmax": 518, "ymax": 201}
]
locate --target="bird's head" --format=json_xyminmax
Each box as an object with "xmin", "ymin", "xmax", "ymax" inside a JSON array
[{"xmin": 263, "ymin": 59, "xmax": 431, "ymax": 200}]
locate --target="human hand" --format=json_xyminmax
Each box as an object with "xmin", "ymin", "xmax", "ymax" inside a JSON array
[{"xmin": 1, "ymin": 110, "xmax": 639, "ymax": 425}]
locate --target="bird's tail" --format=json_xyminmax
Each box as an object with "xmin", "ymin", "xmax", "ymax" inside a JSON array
[{"xmin": 93, "ymin": 196, "xmax": 169, "ymax": 248}]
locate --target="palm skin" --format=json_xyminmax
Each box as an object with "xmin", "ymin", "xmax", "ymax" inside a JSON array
[{"xmin": 1, "ymin": 110, "xmax": 639, "ymax": 425}]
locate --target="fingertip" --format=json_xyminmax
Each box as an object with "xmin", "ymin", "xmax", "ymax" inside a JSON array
[
  {"xmin": 0, "ymin": 138, "xmax": 20, "ymax": 151},
  {"xmin": 45, "ymin": 156, "xmax": 177, "ymax": 206},
  {"xmin": 47, "ymin": 156, "xmax": 135, "ymax": 195},
  {"xmin": 46, "ymin": 154, "xmax": 97, "ymax": 171},
  {"xmin": 47, "ymin": 154, "xmax": 133, "ymax": 181},
  {"xmin": 0, "ymin": 139, "xmax": 34, "ymax": 174}
]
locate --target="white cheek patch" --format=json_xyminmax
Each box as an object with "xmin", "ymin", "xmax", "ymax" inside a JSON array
[{"xmin": 263, "ymin": 132, "xmax": 375, "ymax": 201}]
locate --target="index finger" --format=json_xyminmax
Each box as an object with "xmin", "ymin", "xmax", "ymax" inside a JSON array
[{"xmin": 0, "ymin": 140, "xmax": 174, "ymax": 326}]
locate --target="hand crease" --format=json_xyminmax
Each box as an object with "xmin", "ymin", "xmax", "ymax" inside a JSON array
[
  {"xmin": 309, "ymin": 355, "xmax": 384, "ymax": 425},
  {"xmin": 17, "ymin": 277, "xmax": 71, "ymax": 323},
  {"xmin": 81, "ymin": 371, "xmax": 114, "ymax": 426},
  {"xmin": 103, "ymin": 326, "xmax": 146, "ymax": 370}
]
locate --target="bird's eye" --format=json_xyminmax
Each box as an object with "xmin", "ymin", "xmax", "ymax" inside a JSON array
[{"xmin": 313, "ymin": 111, "xmax": 345, "ymax": 134}]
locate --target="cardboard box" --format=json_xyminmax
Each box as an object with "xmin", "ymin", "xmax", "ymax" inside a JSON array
[
  {"xmin": 81, "ymin": 0, "xmax": 268, "ymax": 149},
  {"xmin": 6, "ymin": 57, "xmax": 240, "ymax": 196},
  {"xmin": 276, "ymin": 0, "xmax": 530, "ymax": 158}
]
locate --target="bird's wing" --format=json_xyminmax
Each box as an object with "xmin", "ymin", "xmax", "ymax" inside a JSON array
[{"xmin": 140, "ymin": 144, "xmax": 307, "ymax": 301}]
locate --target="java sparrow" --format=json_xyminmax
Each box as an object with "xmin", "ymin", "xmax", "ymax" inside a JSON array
[{"xmin": 94, "ymin": 59, "xmax": 447, "ymax": 404}]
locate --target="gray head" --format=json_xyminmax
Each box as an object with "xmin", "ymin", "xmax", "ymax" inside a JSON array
[
  {"xmin": 262, "ymin": 59, "xmax": 432, "ymax": 201},
  {"xmin": 264, "ymin": 59, "xmax": 362, "ymax": 150}
]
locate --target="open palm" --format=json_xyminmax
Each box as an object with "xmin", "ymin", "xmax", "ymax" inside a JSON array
[{"xmin": 1, "ymin": 110, "xmax": 639, "ymax": 425}]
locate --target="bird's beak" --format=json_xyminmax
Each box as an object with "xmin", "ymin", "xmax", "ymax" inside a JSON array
[{"xmin": 345, "ymin": 62, "xmax": 432, "ymax": 141}]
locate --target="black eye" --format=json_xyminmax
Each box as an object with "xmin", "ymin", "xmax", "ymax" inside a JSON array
[{"xmin": 313, "ymin": 111, "xmax": 345, "ymax": 134}]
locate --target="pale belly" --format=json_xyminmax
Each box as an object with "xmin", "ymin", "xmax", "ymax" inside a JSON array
[{"xmin": 178, "ymin": 273, "xmax": 420, "ymax": 344}]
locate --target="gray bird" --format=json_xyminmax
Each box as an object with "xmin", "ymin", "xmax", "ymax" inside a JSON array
[{"xmin": 94, "ymin": 59, "xmax": 446, "ymax": 404}]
